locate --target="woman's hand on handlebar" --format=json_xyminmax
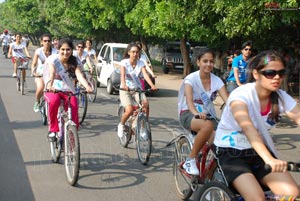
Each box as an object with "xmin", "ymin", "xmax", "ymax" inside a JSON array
[
  {"xmin": 151, "ymin": 85, "xmax": 158, "ymax": 91},
  {"xmin": 85, "ymin": 86, "xmax": 93, "ymax": 93},
  {"xmin": 195, "ymin": 113, "xmax": 210, "ymax": 120},
  {"xmin": 265, "ymin": 158, "xmax": 287, "ymax": 173},
  {"xmin": 46, "ymin": 86, "xmax": 56, "ymax": 93}
]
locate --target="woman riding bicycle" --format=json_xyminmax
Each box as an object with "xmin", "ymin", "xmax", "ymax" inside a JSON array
[
  {"xmin": 7, "ymin": 33, "xmax": 31, "ymax": 78},
  {"xmin": 214, "ymin": 50, "xmax": 300, "ymax": 200},
  {"xmin": 31, "ymin": 33, "xmax": 58, "ymax": 112},
  {"xmin": 43, "ymin": 38, "xmax": 92, "ymax": 141},
  {"xmin": 178, "ymin": 48, "xmax": 228, "ymax": 175},
  {"xmin": 117, "ymin": 42, "xmax": 157, "ymax": 138}
]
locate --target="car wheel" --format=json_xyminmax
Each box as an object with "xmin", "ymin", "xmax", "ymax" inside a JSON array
[{"xmin": 107, "ymin": 79, "xmax": 114, "ymax": 94}]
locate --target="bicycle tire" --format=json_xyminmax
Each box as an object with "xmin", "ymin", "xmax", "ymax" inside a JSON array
[
  {"xmin": 87, "ymin": 77, "xmax": 97, "ymax": 103},
  {"xmin": 20, "ymin": 71, "xmax": 25, "ymax": 95},
  {"xmin": 40, "ymin": 99, "xmax": 48, "ymax": 125},
  {"xmin": 78, "ymin": 92, "xmax": 88, "ymax": 124},
  {"xmin": 117, "ymin": 105, "xmax": 131, "ymax": 147},
  {"xmin": 50, "ymin": 137, "xmax": 62, "ymax": 163},
  {"xmin": 136, "ymin": 113, "xmax": 152, "ymax": 165},
  {"xmin": 174, "ymin": 136, "xmax": 193, "ymax": 200},
  {"xmin": 64, "ymin": 124, "xmax": 80, "ymax": 186},
  {"xmin": 194, "ymin": 181, "xmax": 237, "ymax": 201},
  {"xmin": 16, "ymin": 77, "xmax": 20, "ymax": 91}
]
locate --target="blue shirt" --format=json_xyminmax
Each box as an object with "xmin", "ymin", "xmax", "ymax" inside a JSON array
[{"xmin": 226, "ymin": 54, "xmax": 248, "ymax": 83}]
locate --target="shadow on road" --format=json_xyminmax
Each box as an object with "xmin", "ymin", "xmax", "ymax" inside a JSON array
[{"xmin": 0, "ymin": 95, "xmax": 35, "ymax": 201}]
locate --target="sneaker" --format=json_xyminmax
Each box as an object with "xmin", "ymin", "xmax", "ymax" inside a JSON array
[
  {"xmin": 183, "ymin": 157, "xmax": 199, "ymax": 175},
  {"xmin": 117, "ymin": 123, "xmax": 124, "ymax": 138},
  {"xmin": 33, "ymin": 102, "xmax": 40, "ymax": 112},
  {"xmin": 12, "ymin": 73, "xmax": 17, "ymax": 78},
  {"xmin": 140, "ymin": 130, "xmax": 148, "ymax": 141},
  {"xmin": 48, "ymin": 132, "xmax": 56, "ymax": 142}
]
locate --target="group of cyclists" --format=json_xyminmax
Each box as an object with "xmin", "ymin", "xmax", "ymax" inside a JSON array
[{"xmin": 3, "ymin": 30, "xmax": 299, "ymax": 200}]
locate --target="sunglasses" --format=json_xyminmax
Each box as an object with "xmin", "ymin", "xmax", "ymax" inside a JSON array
[
  {"xmin": 43, "ymin": 40, "xmax": 51, "ymax": 42},
  {"xmin": 244, "ymin": 48, "xmax": 252, "ymax": 51},
  {"xmin": 77, "ymin": 46, "xmax": 84, "ymax": 49},
  {"xmin": 259, "ymin": 69, "xmax": 286, "ymax": 79}
]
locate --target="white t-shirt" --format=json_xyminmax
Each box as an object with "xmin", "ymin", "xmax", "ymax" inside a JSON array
[
  {"xmin": 120, "ymin": 58, "xmax": 145, "ymax": 89},
  {"xmin": 43, "ymin": 54, "xmax": 76, "ymax": 92},
  {"xmin": 34, "ymin": 47, "xmax": 58, "ymax": 75},
  {"xmin": 214, "ymin": 82, "xmax": 297, "ymax": 150},
  {"xmin": 0, "ymin": 33, "xmax": 11, "ymax": 45},
  {"xmin": 10, "ymin": 42, "xmax": 27, "ymax": 57},
  {"xmin": 84, "ymin": 48, "xmax": 96, "ymax": 59},
  {"xmin": 178, "ymin": 70, "xmax": 224, "ymax": 115}
]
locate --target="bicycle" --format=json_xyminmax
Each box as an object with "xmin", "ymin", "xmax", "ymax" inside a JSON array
[
  {"xmin": 166, "ymin": 115, "xmax": 222, "ymax": 200},
  {"xmin": 193, "ymin": 162, "xmax": 300, "ymax": 201},
  {"xmin": 167, "ymin": 124, "xmax": 300, "ymax": 201},
  {"xmin": 117, "ymin": 88, "xmax": 154, "ymax": 165},
  {"xmin": 15, "ymin": 57, "xmax": 30, "ymax": 95},
  {"xmin": 82, "ymin": 69, "xmax": 97, "ymax": 103},
  {"xmin": 3, "ymin": 41, "xmax": 9, "ymax": 58},
  {"xmin": 47, "ymin": 90, "xmax": 81, "ymax": 186}
]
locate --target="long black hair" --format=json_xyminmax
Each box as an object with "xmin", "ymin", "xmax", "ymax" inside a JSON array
[{"xmin": 58, "ymin": 38, "xmax": 78, "ymax": 77}]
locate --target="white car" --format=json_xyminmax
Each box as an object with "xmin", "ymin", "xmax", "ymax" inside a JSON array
[{"xmin": 96, "ymin": 43, "xmax": 155, "ymax": 94}]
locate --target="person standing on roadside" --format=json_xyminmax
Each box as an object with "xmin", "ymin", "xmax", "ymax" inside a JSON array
[
  {"xmin": 226, "ymin": 41, "xmax": 252, "ymax": 93},
  {"xmin": 31, "ymin": 34, "xmax": 58, "ymax": 112},
  {"xmin": 8, "ymin": 33, "xmax": 31, "ymax": 78}
]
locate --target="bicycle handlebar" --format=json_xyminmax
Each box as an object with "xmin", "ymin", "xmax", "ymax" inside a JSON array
[
  {"xmin": 264, "ymin": 162, "xmax": 300, "ymax": 172},
  {"xmin": 45, "ymin": 89, "xmax": 86, "ymax": 96},
  {"xmin": 119, "ymin": 88, "xmax": 159, "ymax": 93}
]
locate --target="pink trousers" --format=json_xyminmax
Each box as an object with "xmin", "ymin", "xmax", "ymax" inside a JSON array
[{"xmin": 44, "ymin": 92, "xmax": 79, "ymax": 132}]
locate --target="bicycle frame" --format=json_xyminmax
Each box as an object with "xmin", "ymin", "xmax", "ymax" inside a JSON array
[{"xmin": 16, "ymin": 57, "xmax": 29, "ymax": 95}]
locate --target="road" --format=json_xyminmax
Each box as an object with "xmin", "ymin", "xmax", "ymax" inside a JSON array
[{"xmin": 0, "ymin": 46, "xmax": 299, "ymax": 201}]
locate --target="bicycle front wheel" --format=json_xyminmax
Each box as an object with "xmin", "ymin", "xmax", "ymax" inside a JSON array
[
  {"xmin": 117, "ymin": 105, "xmax": 131, "ymax": 148},
  {"xmin": 64, "ymin": 124, "xmax": 80, "ymax": 186},
  {"xmin": 50, "ymin": 137, "xmax": 62, "ymax": 163},
  {"xmin": 136, "ymin": 114, "xmax": 152, "ymax": 165},
  {"xmin": 194, "ymin": 181, "xmax": 237, "ymax": 201},
  {"xmin": 20, "ymin": 70, "xmax": 25, "ymax": 95},
  {"xmin": 78, "ymin": 92, "xmax": 88, "ymax": 124},
  {"xmin": 87, "ymin": 77, "xmax": 97, "ymax": 103},
  {"xmin": 174, "ymin": 136, "xmax": 193, "ymax": 200}
]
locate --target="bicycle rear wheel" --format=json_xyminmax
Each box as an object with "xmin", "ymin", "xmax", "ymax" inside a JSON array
[
  {"xmin": 136, "ymin": 114, "xmax": 152, "ymax": 165},
  {"xmin": 174, "ymin": 136, "xmax": 193, "ymax": 200},
  {"xmin": 78, "ymin": 92, "xmax": 88, "ymax": 124},
  {"xmin": 50, "ymin": 136, "xmax": 62, "ymax": 163},
  {"xmin": 117, "ymin": 105, "xmax": 131, "ymax": 147},
  {"xmin": 87, "ymin": 77, "xmax": 97, "ymax": 102},
  {"xmin": 194, "ymin": 181, "xmax": 237, "ymax": 201},
  {"xmin": 64, "ymin": 124, "xmax": 80, "ymax": 186}
]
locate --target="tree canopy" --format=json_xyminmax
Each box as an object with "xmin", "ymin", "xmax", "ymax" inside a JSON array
[{"xmin": 0, "ymin": 0, "xmax": 299, "ymax": 75}]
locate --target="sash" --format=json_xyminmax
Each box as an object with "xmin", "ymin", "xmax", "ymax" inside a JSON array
[
  {"xmin": 53, "ymin": 59, "xmax": 76, "ymax": 94},
  {"xmin": 250, "ymin": 88, "xmax": 278, "ymax": 157},
  {"xmin": 195, "ymin": 74, "xmax": 219, "ymax": 122}
]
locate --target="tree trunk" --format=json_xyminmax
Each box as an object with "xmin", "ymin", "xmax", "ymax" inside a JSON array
[
  {"xmin": 180, "ymin": 37, "xmax": 192, "ymax": 77},
  {"xmin": 140, "ymin": 36, "xmax": 151, "ymax": 60}
]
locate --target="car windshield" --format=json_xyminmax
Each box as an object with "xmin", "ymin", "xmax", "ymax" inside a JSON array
[{"xmin": 113, "ymin": 47, "xmax": 126, "ymax": 62}]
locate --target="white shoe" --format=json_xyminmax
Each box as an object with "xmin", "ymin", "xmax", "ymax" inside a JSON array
[
  {"xmin": 183, "ymin": 158, "xmax": 199, "ymax": 175},
  {"xmin": 12, "ymin": 73, "xmax": 17, "ymax": 78},
  {"xmin": 117, "ymin": 123, "xmax": 124, "ymax": 138}
]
